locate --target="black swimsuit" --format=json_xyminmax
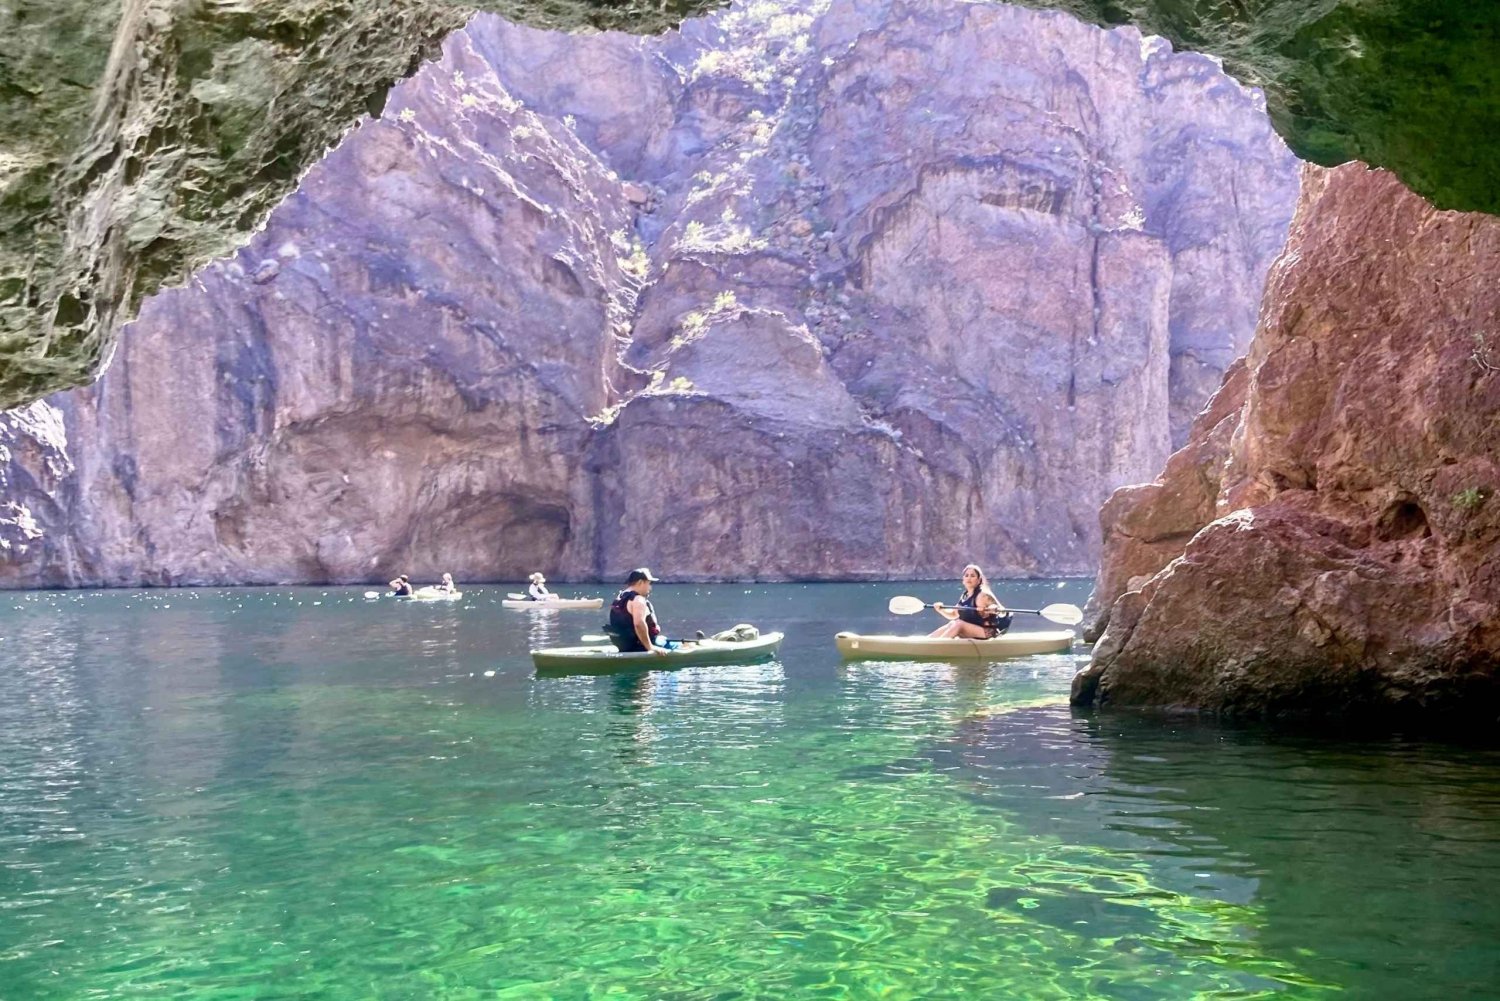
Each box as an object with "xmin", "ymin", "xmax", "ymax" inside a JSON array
[{"xmin": 956, "ymin": 589, "xmax": 1010, "ymax": 637}]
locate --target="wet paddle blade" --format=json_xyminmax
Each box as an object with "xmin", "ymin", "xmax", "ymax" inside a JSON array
[
  {"xmin": 580, "ymin": 634, "xmax": 610, "ymax": 643},
  {"xmin": 363, "ymin": 591, "xmax": 380, "ymax": 600},
  {"xmin": 887, "ymin": 595, "xmax": 927, "ymax": 615},
  {"xmin": 507, "ymin": 592, "xmax": 527, "ymax": 600},
  {"xmin": 1039, "ymin": 603, "xmax": 1084, "ymax": 625}
]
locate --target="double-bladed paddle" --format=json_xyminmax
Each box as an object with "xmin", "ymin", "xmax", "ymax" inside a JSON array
[{"xmin": 887, "ymin": 594, "xmax": 1083, "ymax": 625}]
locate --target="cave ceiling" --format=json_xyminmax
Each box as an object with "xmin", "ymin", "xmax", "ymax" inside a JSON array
[{"xmin": 0, "ymin": 0, "xmax": 1494, "ymax": 410}]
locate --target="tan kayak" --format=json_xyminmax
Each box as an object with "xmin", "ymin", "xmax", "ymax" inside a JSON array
[
  {"xmin": 501, "ymin": 597, "xmax": 604, "ymax": 610},
  {"xmin": 835, "ymin": 630, "xmax": 1074, "ymax": 661}
]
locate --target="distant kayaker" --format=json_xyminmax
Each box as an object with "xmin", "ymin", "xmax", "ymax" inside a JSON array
[
  {"xmin": 527, "ymin": 572, "xmax": 552, "ymax": 601},
  {"xmin": 605, "ymin": 567, "xmax": 674, "ymax": 656},
  {"xmin": 434, "ymin": 572, "xmax": 457, "ymax": 593},
  {"xmin": 389, "ymin": 574, "xmax": 414, "ymax": 597},
  {"xmin": 928, "ymin": 564, "xmax": 1012, "ymax": 639}
]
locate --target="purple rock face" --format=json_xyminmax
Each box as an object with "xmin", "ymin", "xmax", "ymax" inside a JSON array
[{"xmin": 0, "ymin": 0, "xmax": 1298, "ymax": 587}]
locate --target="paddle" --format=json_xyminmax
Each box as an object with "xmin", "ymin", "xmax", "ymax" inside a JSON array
[
  {"xmin": 887, "ymin": 594, "xmax": 1083, "ymax": 625},
  {"xmin": 579, "ymin": 632, "xmax": 705, "ymax": 646}
]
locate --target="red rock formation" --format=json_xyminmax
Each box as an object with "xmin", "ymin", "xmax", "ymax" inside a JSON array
[{"xmin": 1075, "ymin": 163, "xmax": 1500, "ymax": 720}]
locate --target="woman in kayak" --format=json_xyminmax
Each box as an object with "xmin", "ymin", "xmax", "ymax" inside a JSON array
[
  {"xmin": 388, "ymin": 574, "xmax": 414, "ymax": 597},
  {"xmin": 928, "ymin": 564, "xmax": 1012, "ymax": 639},
  {"xmin": 527, "ymin": 572, "xmax": 552, "ymax": 601},
  {"xmin": 434, "ymin": 572, "xmax": 457, "ymax": 593}
]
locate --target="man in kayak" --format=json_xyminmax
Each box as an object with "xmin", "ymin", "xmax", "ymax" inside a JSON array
[
  {"xmin": 526, "ymin": 572, "xmax": 552, "ymax": 601},
  {"xmin": 928, "ymin": 564, "xmax": 1012, "ymax": 639},
  {"xmin": 605, "ymin": 568, "xmax": 678, "ymax": 656},
  {"xmin": 388, "ymin": 574, "xmax": 414, "ymax": 597}
]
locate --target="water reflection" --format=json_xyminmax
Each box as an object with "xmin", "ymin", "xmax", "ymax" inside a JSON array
[
  {"xmin": 3, "ymin": 583, "xmax": 1498, "ymax": 1000},
  {"xmin": 933, "ymin": 706, "xmax": 1500, "ymax": 1001}
]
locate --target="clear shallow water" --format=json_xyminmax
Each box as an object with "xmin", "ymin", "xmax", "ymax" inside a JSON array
[{"xmin": 2, "ymin": 580, "xmax": 1498, "ymax": 1000}]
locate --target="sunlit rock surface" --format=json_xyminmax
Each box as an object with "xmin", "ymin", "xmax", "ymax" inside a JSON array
[
  {"xmin": 0, "ymin": 0, "xmax": 1297, "ymax": 586},
  {"xmin": 1012, "ymin": 0, "xmax": 1500, "ymax": 216},
  {"xmin": 1074, "ymin": 163, "xmax": 1500, "ymax": 721},
  {"xmin": 2, "ymin": 0, "xmax": 1493, "ymax": 412},
  {"xmin": 0, "ymin": 0, "xmax": 721, "ymax": 411}
]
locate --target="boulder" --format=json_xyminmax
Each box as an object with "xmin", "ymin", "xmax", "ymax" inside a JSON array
[{"xmin": 1075, "ymin": 163, "xmax": 1500, "ymax": 722}]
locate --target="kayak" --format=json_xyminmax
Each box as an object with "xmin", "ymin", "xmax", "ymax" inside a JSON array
[
  {"xmin": 533, "ymin": 631, "xmax": 784, "ymax": 675},
  {"xmin": 834, "ymin": 630, "xmax": 1074, "ymax": 661},
  {"xmin": 501, "ymin": 597, "xmax": 604, "ymax": 610},
  {"xmin": 403, "ymin": 587, "xmax": 463, "ymax": 602}
]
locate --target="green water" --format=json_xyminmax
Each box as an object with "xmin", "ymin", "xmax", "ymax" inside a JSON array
[{"xmin": 2, "ymin": 581, "xmax": 1498, "ymax": 999}]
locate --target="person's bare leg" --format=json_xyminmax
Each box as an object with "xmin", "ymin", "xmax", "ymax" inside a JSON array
[{"xmin": 952, "ymin": 620, "xmax": 990, "ymax": 640}]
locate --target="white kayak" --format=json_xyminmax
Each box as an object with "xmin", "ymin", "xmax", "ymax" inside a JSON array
[
  {"xmin": 403, "ymin": 587, "xmax": 463, "ymax": 602},
  {"xmin": 533, "ymin": 631, "xmax": 784, "ymax": 675},
  {"xmin": 835, "ymin": 630, "xmax": 1074, "ymax": 661},
  {"xmin": 501, "ymin": 597, "xmax": 604, "ymax": 610}
]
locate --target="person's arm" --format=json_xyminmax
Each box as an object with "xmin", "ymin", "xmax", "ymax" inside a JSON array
[
  {"xmin": 931, "ymin": 602, "xmax": 957, "ymax": 621},
  {"xmin": 631, "ymin": 598, "xmax": 666, "ymax": 655},
  {"xmin": 979, "ymin": 593, "xmax": 1007, "ymax": 619}
]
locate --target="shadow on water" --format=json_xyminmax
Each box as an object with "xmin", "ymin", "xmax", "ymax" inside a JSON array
[{"xmin": 927, "ymin": 705, "xmax": 1500, "ymax": 1001}]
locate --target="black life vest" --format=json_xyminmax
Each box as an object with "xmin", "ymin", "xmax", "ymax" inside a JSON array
[
  {"xmin": 956, "ymin": 588, "xmax": 1011, "ymax": 635},
  {"xmin": 392, "ymin": 581, "xmax": 413, "ymax": 596},
  {"xmin": 606, "ymin": 589, "xmax": 659, "ymax": 651}
]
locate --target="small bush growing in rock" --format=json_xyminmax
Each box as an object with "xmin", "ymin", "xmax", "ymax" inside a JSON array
[{"xmin": 1453, "ymin": 487, "xmax": 1489, "ymax": 511}]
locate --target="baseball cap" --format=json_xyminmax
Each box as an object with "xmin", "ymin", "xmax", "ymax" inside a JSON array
[{"xmin": 625, "ymin": 567, "xmax": 660, "ymax": 584}]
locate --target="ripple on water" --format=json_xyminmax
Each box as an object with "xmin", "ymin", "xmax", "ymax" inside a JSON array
[{"xmin": 0, "ymin": 584, "xmax": 1498, "ymax": 999}]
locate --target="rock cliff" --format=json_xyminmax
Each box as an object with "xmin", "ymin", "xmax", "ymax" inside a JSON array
[
  {"xmin": 0, "ymin": 0, "xmax": 1297, "ymax": 587},
  {"xmin": 1074, "ymin": 163, "xmax": 1500, "ymax": 722},
  {"xmin": 2, "ymin": 0, "xmax": 1492, "ymax": 411}
]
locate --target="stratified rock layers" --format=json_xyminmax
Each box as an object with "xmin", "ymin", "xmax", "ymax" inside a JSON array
[
  {"xmin": 1074, "ymin": 163, "xmax": 1500, "ymax": 721},
  {"xmin": 0, "ymin": 0, "xmax": 1298, "ymax": 587}
]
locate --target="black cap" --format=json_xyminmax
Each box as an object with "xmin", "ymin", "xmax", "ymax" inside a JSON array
[{"xmin": 626, "ymin": 567, "xmax": 659, "ymax": 584}]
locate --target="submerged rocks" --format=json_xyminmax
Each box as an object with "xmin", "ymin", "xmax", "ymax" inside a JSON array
[
  {"xmin": 1075, "ymin": 163, "xmax": 1500, "ymax": 721},
  {"xmin": 0, "ymin": 0, "xmax": 1298, "ymax": 587}
]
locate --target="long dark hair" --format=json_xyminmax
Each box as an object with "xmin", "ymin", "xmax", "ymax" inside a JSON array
[{"xmin": 961, "ymin": 564, "xmax": 997, "ymax": 605}]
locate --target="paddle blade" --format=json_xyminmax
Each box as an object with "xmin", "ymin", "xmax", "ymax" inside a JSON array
[
  {"xmin": 579, "ymin": 634, "xmax": 610, "ymax": 643},
  {"xmin": 507, "ymin": 592, "xmax": 527, "ymax": 600},
  {"xmin": 1039, "ymin": 603, "xmax": 1084, "ymax": 626},
  {"xmin": 887, "ymin": 595, "xmax": 927, "ymax": 615},
  {"xmin": 363, "ymin": 591, "xmax": 380, "ymax": 600}
]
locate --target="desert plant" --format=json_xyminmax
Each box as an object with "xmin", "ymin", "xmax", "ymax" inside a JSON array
[{"xmin": 1453, "ymin": 487, "xmax": 1490, "ymax": 511}]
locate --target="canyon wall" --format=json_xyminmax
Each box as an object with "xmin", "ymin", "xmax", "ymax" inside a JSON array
[
  {"xmin": 1073, "ymin": 163, "xmax": 1500, "ymax": 721},
  {"xmin": 0, "ymin": 0, "xmax": 1298, "ymax": 586},
  {"xmin": 3, "ymin": 1, "xmax": 1488, "ymax": 416}
]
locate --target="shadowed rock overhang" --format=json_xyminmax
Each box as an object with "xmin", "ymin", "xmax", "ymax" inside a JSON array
[{"xmin": 1, "ymin": 0, "xmax": 1496, "ymax": 410}]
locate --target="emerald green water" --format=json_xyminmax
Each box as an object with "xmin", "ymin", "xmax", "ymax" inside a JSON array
[{"xmin": 2, "ymin": 581, "xmax": 1498, "ymax": 999}]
